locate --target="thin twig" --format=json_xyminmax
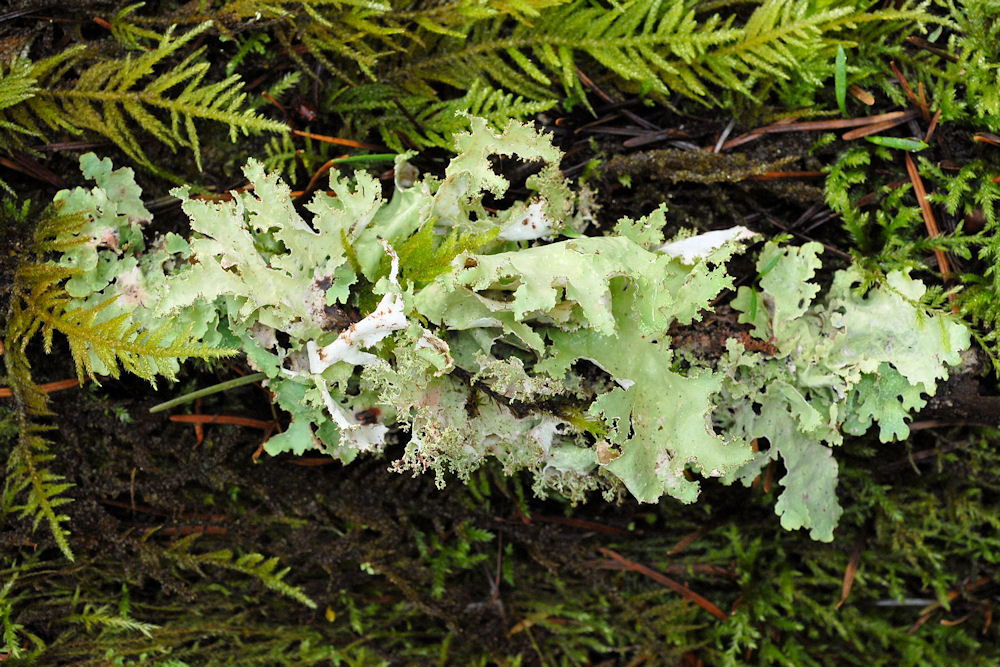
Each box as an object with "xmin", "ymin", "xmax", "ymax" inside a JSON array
[
  {"xmin": 924, "ymin": 109, "xmax": 942, "ymax": 144},
  {"xmin": 904, "ymin": 152, "xmax": 951, "ymax": 279},
  {"xmin": 841, "ymin": 116, "xmax": 916, "ymax": 141},
  {"xmin": 890, "ymin": 61, "xmax": 929, "ymax": 121},
  {"xmin": 755, "ymin": 111, "xmax": 914, "ymax": 133},
  {"xmin": 285, "ymin": 457, "xmax": 334, "ymax": 466},
  {"xmin": 294, "ymin": 154, "xmax": 348, "ymax": 202},
  {"xmin": 622, "ymin": 128, "xmax": 688, "ymax": 148},
  {"xmin": 597, "ymin": 547, "xmax": 729, "ymax": 620},
  {"xmin": 532, "ymin": 515, "xmax": 630, "ymax": 535},
  {"xmin": 907, "ymin": 578, "xmax": 991, "ymax": 634},
  {"xmin": 905, "ymin": 36, "xmax": 958, "ymax": 62},
  {"xmin": 292, "ymin": 129, "xmax": 381, "ymax": 150},
  {"xmin": 758, "ymin": 210, "xmax": 851, "ymax": 259},
  {"xmin": 668, "ymin": 528, "xmax": 706, "ymax": 556},
  {"xmin": 974, "ymin": 132, "xmax": 1000, "ymax": 147},
  {"xmin": 575, "ymin": 66, "xmax": 614, "ymax": 104},
  {"xmin": 0, "ymin": 378, "xmax": 81, "ymax": 398},
  {"xmin": 169, "ymin": 414, "xmax": 276, "ymax": 429},
  {"xmin": 721, "ymin": 111, "xmax": 916, "ymax": 151}
]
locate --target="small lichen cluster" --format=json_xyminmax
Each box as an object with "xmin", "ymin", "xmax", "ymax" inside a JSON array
[{"xmin": 48, "ymin": 117, "xmax": 968, "ymax": 541}]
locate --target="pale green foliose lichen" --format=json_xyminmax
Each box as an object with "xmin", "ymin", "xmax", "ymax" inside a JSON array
[
  {"xmin": 48, "ymin": 117, "xmax": 970, "ymax": 541},
  {"xmin": 724, "ymin": 243, "xmax": 970, "ymax": 540}
]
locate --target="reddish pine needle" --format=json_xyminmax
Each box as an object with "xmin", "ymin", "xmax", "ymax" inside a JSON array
[
  {"xmin": 598, "ymin": 547, "xmax": 729, "ymax": 620},
  {"xmin": 292, "ymin": 130, "xmax": 380, "ymax": 150},
  {"xmin": 0, "ymin": 378, "xmax": 81, "ymax": 399},
  {"xmin": 835, "ymin": 542, "xmax": 864, "ymax": 610},
  {"xmin": 169, "ymin": 414, "xmax": 275, "ymax": 429},
  {"xmin": 904, "ymin": 152, "xmax": 951, "ymax": 280}
]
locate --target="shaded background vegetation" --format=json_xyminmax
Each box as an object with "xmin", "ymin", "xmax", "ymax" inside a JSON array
[{"xmin": 4, "ymin": 0, "xmax": 1000, "ymax": 664}]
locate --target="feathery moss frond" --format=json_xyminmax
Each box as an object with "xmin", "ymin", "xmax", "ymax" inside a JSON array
[
  {"xmin": 99, "ymin": 1, "xmax": 929, "ymax": 149},
  {"xmin": 388, "ymin": 0, "xmax": 929, "ymax": 107},
  {"xmin": 0, "ymin": 58, "xmax": 42, "ymax": 192},
  {"xmin": 13, "ymin": 205, "xmax": 233, "ymax": 386},
  {"xmin": 3, "ymin": 316, "xmax": 75, "ymax": 561},
  {"xmin": 108, "ymin": 3, "xmax": 166, "ymax": 49},
  {"xmin": 0, "ymin": 58, "xmax": 40, "ymax": 141},
  {"xmin": 0, "ymin": 22, "xmax": 287, "ymax": 171},
  {"xmin": 145, "ymin": 0, "xmax": 567, "ymax": 85},
  {"xmin": 2, "ymin": 423, "xmax": 74, "ymax": 562},
  {"xmin": 926, "ymin": 0, "xmax": 1000, "ymax": 132},
  {"xmin": 163, "ymin": 535, "xmax": 316, "ymax": 609},
  {"xmin": 62, "ymin": 608, "xmax": 160, "ymax": 637},
  {"xmin": 329, "ymin": 78, "xmax": 557, "ymax": 151},
  {"xmin": 28, "ymin": 290, "xmax": 229, "ymax": 386},
  {"xmin": 1, "ymin": 176, "xmax": 232, "ymax": 562}
]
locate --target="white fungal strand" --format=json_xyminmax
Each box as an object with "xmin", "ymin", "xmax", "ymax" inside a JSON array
[
  {"xmin": 308, "ymin": 240, "xmax": 408, "ymax": 373},
  {"xmin": 659, "ymin": 226, "xmax": 757, "ymax": 263}
]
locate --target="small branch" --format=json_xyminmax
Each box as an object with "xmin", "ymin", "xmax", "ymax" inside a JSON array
[
  {"xmin": 597, "ymin": 547, "xmax": 729, "ymax": 620},
  {"xmin": 841, "ymin": 115, "xmax": 916, "ymax": 140},
  {"xmin": 0, "ymin": 378, "xmax": 81, "ymax": 399},
  {"xmin": 903, "ymin": 152, "xmax": 951, "ymax": 280},
  {"xmin": 169, "ymin": 414, "xmax": 276, "ymax": 430},
  {"xmin": 890, "ymin": 61, "xmax": 929, "ymax": 122},
  {"xmin": 721, "ymin": 111, "xmax": 917, "ymax": 150},
  {"xmin": 292, "ymin": 129, "xmax": 381, "ymax": 150},
  {"xmin": 904, "ymin": 36, "xmax": 958, "ymax": 62},
  {"xmin": 531, "ymin": 514, "xmax": 630, "ymax": 535}
]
